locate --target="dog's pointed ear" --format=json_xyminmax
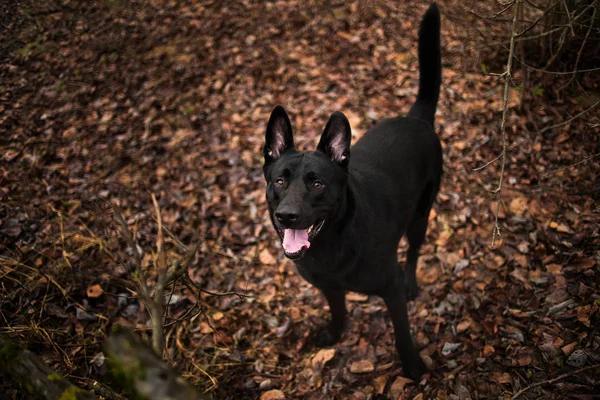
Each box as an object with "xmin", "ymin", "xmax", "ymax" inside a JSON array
[
  {"xmin": 264, "ymin": 105, "xmax": 295, "ymax": 164},
  {"xmin": 317, "ymin": 111, "xmax": 351, "ymax": 167}
]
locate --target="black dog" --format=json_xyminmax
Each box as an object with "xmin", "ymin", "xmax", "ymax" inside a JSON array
[{"xmin": 262, "ymin": 4, "xmax": 442, "ymax": 380}]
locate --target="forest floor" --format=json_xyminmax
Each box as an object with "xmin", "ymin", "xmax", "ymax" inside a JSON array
[{"xmin": 1, "ymin": 0, "xmax": 599, "ymax": 399}]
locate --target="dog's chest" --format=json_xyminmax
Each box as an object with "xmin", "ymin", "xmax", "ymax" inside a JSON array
[{"xmin": 294, "ymin": 255, "xmax": 396, "ymax": 296}]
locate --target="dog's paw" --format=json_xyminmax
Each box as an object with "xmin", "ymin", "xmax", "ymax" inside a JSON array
[
  {"xmin": 403, "ymin": 357, "xmax": 428, "ymax": 381},
  {"xmin": 405, "ymin": 283, "xmax": 420, "ymax": 301},
  {"xmin": 314, "ymin": 326, "xmax": 342, "ymax": 347}
]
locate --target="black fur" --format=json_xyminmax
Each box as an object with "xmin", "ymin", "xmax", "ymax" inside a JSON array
[{"xmin": 262, "ymin": 4, "xmax": 442, "ymax": 380}]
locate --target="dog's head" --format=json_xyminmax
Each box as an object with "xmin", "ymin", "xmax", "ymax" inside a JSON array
[{"xmin": 262, "ymin": 106, "xmax": 351, "ymax": 260}]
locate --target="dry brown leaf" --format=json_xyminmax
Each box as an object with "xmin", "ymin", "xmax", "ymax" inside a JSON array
[
  {"xmin": 347, "ymin": 292, "xmax": 369, "ymax": 302},
  {"xmin": 561, "ymin": 342, "xmax": 577, "ymax": 356},
  {"xmin": 546, "ymin": 263, "xmax": 562, "ymax": 274},
  {"xmin": 457, "ymin": 319, "xmax": 471, "ymax": 333},
  {"xmin": 509, "ymin": 197, "xmax": 528, "ymax": 216},
  {"xmin": 576, "ymin": 258, "xmax": 596, "ymax": 270},
  {"xmin": 417, "ymin": 262, "xmax": 440, "ymax": 284},
  {"xmin": 311, "ymin": 348, "xmax": 336, "ymax": 368},
  {"xmin": 577, "ymin": 305, "xmax": 591, "ymax": 327},
  {"xmin": 212, "ymin": 311, "xmax": 224, "ymax": 321},
  {"xmin": 518, "ymin": 352, "xmax": 532, "ymax": 366},
  {"xmin": 86, "ymin": 284, "xmax": 103, "ymax": 298},
  {"xmin": 349, "ymin": 360, "xmax": 374, "ymax": 374},
  {"xmin": 259, "ymin": 249, "xmax": 277, "ymax": 265},
  {"xmin": 390, "ymin": 376, "xmax": 413, "ymax": 398},
  {"xmin": 372, "ymin": 375, "xmax": 387, "ymax": 394},
  {"xmin": 260, "ymin": 389, "xmax": 285, "ymax": 400},
  {"xmin": 497, "ymin": 372, "xmax": 512, "ymax": 384},
  {"xmin": 483, "ymin": 345, "xmax": 495, "ymax": 357}
]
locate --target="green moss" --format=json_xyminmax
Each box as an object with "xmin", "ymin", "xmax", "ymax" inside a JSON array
[
  {"xmin": 0, "ymin": 342, "xmax": 21, "ymax": 370},
  {"xmin": 106, "ymin": 349, "xmax": 147, "ymax": 399},
  {"xmin": 48, "ymin": 372, "xmax": 63, "ymax": 382},
  {"xmin": 59, "ymin": 386, "xmax": 88, "ymax": 400}
]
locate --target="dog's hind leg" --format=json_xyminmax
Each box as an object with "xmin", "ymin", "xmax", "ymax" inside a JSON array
[
  {"xmin": 382, "ymin": 282, "xmax": 427, "ymax": 380},
  {"xmin": 315, "ymin": 287, "xmax": 347, "ymax": 347},
  {"xmin": 405, "ymin": 214, "xmax": 428, "ymax": 300},
  {"xmin": 405, "ymin": 182, "xmax": 437, "ymax": 300}
]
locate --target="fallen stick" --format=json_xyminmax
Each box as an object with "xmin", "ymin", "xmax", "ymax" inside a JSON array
[{"xmin": 0, "ymin": 334, "xmax": 96, "ymax": 400}]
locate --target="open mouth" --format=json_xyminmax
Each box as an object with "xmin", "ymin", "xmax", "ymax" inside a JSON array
[{"xmin": 276, "ymin": 218, "xmax": 326, "ymax": 260}]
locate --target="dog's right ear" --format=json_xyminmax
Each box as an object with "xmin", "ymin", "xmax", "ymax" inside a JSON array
[{"xmin": 264, "ymin": 105, "xmax": 295, "ymax": 164}]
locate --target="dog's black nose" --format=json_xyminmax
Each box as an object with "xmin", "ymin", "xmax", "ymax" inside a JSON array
[{"xmin": 275, "ymin": 212, "xmax": 299, "ymax": 226}]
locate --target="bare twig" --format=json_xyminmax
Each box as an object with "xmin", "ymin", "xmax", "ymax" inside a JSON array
[
  {"xmin": 113, "ymin": 206, "xmax": 151, "ymax": 304},
  {"xmin": 561, "ymin": 0, "xmax": 575, "ymax": 37},
  {"xmin": 150, "ymin": 193, "xmax": 167, "ymax": 355},
  {"xmin": 515, "ymin": 0, "xmax": 561, "ymax": 37},
  {"xmin": 510, "ymin": 364, "xmax": 600, "ymax": 399},
  {"xmin": 489, "ymin": 0, "xmax": 521, "ymax": 248},
  {"xmin": 559, "ymin": 2, "xmax": 598, "ymax": 89},
  {"xmin": 540, "ymin": 99, "xmax": 600, "ymax": 134},
  {"xmin": 541, "ymin": 152, "xmax": 600, "ymax": 178},
  {"xmin": 473, "ymin": 154, "xmax": 502, "ymax": 172}
]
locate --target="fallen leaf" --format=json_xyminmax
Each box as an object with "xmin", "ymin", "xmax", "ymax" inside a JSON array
[
  {"xmin": 561, "ymin": 342, "xmax": 577, "ymax": 356},
  {"xmin": 457, "ymin": 320, "xmax": 471, "ymax": 333},
  {"xmin": 350, "ymin": 360, "xmax": 374, "ymax": 373},
  {"xmin": 545, "ymin": 263, "xmax": 562, "ymax": 274},
  {"xmin": 509, "ymin": 197, "xmax": 528, "ymax": 216},
  {"xmin": 441, "ymin": 342, "xmax": 461, "ymax": 356},
  {"xmin": 483, "ymin": 344, "xmax": 495, "ymax": 357},
  {"xmin": 311, "ymin": 348, "xmax": 336, "ymax": 368},
  {"xmin": 259, "ymin": 249, "xmax": 277, "ymax": 265},
  {"xmin": 390, "ymin": 376, "xmax": 413, "ymax": 398},
  {"xmin": 86, "ymin": 284, "xmax": 103, "ymax": 298},
  {"xmin": 497, "ymin": 372, "xmax": 512, "ymax": 384},
  {"xmin": 212, "ymin": 311, "xmax": 224, "ymax": 321},
  {"xmin": 260, "ymin": 389, "xmax": 285, "ymax": 400},
  {"xmin": 347, "ymin": 292, "xmax": 369, "ymax": 302},
  {"xmin": 372, "ymin": 375, "xmax": 387, "ymax": 394}
]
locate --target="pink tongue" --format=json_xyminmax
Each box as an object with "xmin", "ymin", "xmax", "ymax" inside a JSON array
[{"xmin": 283, "ymin": 229, "xmax": 310, "ymax": 254}]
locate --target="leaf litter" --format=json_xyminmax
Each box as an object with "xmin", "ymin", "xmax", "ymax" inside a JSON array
[{"xmin": 1, "ymin": 0, "xmax": 599, "ymax": 399}]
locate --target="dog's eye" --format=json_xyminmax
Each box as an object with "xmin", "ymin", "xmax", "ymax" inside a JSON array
[
  {"xmin": 275, "ymin": 178, "xmax": 285, "ymax": 187},
  {"xmin": 312, "ymin": 181, "xmax": 324, "ymax": 190}
]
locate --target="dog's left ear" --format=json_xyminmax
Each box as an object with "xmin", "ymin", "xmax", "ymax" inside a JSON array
[
  {"xmin": 317, "ymin": 111, "xmax": 351, "ymax": 167},
  {"xmin": 264, "ymin": 105, "xmax": 295, "ymax": 165}
]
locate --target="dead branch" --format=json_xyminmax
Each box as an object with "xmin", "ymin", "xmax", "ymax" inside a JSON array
[
  {"xmin": 510, "ymin": 363, "xmax": 600, "ymax": 399},
  {"xmin": 113, "ymin": 196, "xmax": 201, "ymax": 356},
  {"xmin": 540, "ymin": 99, "xmax": 600, "ymax": 134},
  {"xmin": 490, "ymin": 0, "xmax": 521, "ymax": 248},
  {"xmin": 540, "ymin": 152, "xmax": 600, "ymax": 178},
  {"xmin": 560, "ymin": 3, "xmax": 598, "ymax": 88},
  {"xmin": 150, "ymin": 193, "xmax": 167, "ymax": 355},
  {"xmin": 0, "ymin": 335, "xmax": 97, "ymax": 400},
  {"xmin": 104, "ymin": 327, "xmax": 209, "ymax": 400}
]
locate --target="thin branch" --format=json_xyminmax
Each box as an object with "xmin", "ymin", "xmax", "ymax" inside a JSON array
[
  {"xmin": 541, "ymin": 152, "xmax": 600, "ymax": 178},
  {"xmin": 473, "ymin": 154, "xmax": 502, "ymax": 172},
  {"xmin": 184, "ymin": 276, "xmax": 252, "ymax": 300},
  {"xmin": 562, "ymin": 0, "xmax": 575, "ymax": 37},
  {"xmin": 540, "ymin": 99, "xmax": 600, "ymax": 134},
  {"xmin": 150, "ymin": 193, "xmax": 167, "ymax": 355},
  {"xmin": 510, "ymin": 364, "xmax": 600, "ymax": 399},
  {"xmin": 515, "ymin": 0, "xmax": 562, "ymax": 37},
  {"xmin": 490, "ymin": 0, "xmax": 521, "ymax": 248},
  {"xmin": 113, "ymin": 207, "xmax": 151, "ymax": 303},
  {"xmin": 516, "ymin": 58, "xmax": 600, "ymax": 75},
  {"xmin": 560, "ymin": 2, "xmax": 598, "ymax": 89}
]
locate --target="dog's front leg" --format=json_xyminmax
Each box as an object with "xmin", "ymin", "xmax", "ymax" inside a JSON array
[
  {"xmin": 315, "ymin": 287, "xmax": 346, "ymax": 347},
  {"xmin": 382, "ymin": 288, "xmax": 427, "ymax": 380}
]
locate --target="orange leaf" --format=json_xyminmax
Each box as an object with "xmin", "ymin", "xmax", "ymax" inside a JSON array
[{"xmin": 86, "ymin": 284, "xmax": 103, "ymax": 298}]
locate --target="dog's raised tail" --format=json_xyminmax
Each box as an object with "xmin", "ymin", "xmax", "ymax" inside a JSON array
[{"xmin": 408, "ymin": 3, "xmax": 441, "ymax": 125}]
